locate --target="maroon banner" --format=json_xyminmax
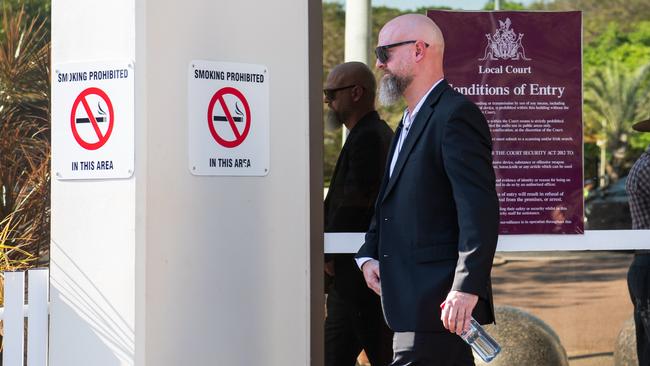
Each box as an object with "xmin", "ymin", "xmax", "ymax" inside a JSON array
[{"xmin": 427, "ymin": 11, "xmax": 583, "ymax": 234}]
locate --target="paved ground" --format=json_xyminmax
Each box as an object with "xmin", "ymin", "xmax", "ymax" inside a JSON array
[
  {"xmin": 492, "ymin": 251, "xmax": 634, "ymax": 366},
  {"xmin": 354, "ymin": 251, "xmax": 634, "ymax": 366}
]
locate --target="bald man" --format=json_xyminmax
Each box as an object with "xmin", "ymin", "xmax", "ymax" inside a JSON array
[
  {"xmin": 323, "ymin": 62, "xmax": 394, "ymax": 366},
  {"xmin": 355, "ymin": 14, "xmax": 499, "ymax": 365}
]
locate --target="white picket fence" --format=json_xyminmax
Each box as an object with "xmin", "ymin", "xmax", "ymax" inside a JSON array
[{"xmin": 0, "ymin": 269, "xmax": 49, "ymax": 366}]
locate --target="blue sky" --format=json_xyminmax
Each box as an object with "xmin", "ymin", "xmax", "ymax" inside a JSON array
[{"xmin": 326, "ymin": 0, "xmax": 536, "ymax": 11}]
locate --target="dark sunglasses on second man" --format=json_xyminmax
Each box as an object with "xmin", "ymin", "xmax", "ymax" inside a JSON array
[
  {"xmin": 323, "ymin": 85, "xmax": 356, "ymax": 101},
  {"xmin": 375, "ymin": 40, "xmax": 429, "ymax": 64}
]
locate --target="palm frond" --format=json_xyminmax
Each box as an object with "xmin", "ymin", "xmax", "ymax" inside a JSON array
[
  {"xmin": 0, "ymin": 6, "xmax": 50, "ymax": 274},
  {"xmin": 584, "ymin": 60, "xmax": 650, "ymax": 178}
]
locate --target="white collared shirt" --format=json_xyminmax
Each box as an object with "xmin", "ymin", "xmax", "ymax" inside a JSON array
[{"xmin": 356, "ymin": 78, "xmax": 444, "ymax": 271}]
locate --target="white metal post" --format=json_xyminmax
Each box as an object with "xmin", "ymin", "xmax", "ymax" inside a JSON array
[{"xmin": 343, "ymin": 0, "xmax": 371, "ymax": 144}]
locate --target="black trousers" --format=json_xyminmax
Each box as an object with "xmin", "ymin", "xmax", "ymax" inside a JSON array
[
  {"xmin": 391, "ymin": 331, "xmax": 475, "ymax": 366},
  {"xmin": 628, "ymin": 254, "xmax": 650, "ymax": 366},
  {"xmin": 325, "ymin": 285, "xmax": 393, "ymax": 366}
]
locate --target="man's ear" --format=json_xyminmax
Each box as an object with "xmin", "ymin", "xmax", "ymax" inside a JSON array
[
  {"xmin": 414, "ymin": 41, "xmax": 426, "ymax": 62},
  {"xmin": 352, "ymin": 85, "xmax": 363, "ymax": 102}
]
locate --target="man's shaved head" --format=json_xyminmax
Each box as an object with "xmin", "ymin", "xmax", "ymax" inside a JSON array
[
  {"xmin": 375, "ymin": 14, "xmax": 446, "ymax": 107},
  {"xmin": 327, "ymin": 61, "xmax": 377, "ymax": 103},
  {"xmin": 379, "ymin": 14, "xmax": 444, "ymax": 59},
  {"xmin": 324, "ymin": 62, "xmax": 377, "ymax": 130}
]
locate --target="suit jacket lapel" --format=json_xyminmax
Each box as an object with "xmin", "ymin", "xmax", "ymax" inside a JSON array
[
  {"xmin": 328, "ymin": 136, "xmax": 349, "ymax": 192},
  {"xmin": 327, "ymin": 111, "xmax": 374, "ymax": 199},
  {"xmin": 381, "ymin": 80, "xmax": 448, "ymax": 203}
]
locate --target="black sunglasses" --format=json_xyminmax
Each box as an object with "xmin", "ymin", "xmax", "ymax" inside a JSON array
[
  {"xmin": 374, "ymin": 40, "xmax": 429, "ymax": 64},
  {"xmin": 323, "ymin": 85, "xmax": 356, "ymax": 101}
]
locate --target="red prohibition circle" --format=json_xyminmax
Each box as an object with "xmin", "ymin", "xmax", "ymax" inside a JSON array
[
  {"xmin": 207, "ymin": 87, "xmax": 251, "ymax": 148},
  {"xmin": 70, "ymin": 87, "xmax": 114, "ymax": 150}
]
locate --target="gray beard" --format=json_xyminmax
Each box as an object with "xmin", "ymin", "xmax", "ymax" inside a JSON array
[
  {"xmin": 378, "ymin": 73, "xmax": 412, "ymax": 106},
  {"xmin": 325, "ymin": 109, "xmax": 344, "ymax": 131}
]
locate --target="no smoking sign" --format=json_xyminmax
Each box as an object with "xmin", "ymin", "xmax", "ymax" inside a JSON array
[
  {"xmin": 52, "ymin": 60, "xmax": 134, "ymax": 180},
  {"xmin": 207, "ymin": 87, "xmax": 251, "ymax": 148},
  {"xmin": 189, "ymin": 60, "xmax": 269, "ymax": 176},
  {"xmin": 70, "ymin": 87, "xmax": 114, "ymax": 150}
]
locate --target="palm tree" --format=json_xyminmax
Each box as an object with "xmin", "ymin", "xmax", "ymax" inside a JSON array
[
  {"xmin": 584, "ymin": 61, "xmax": 650, "ymax": 185},
  {"xmin": 0, "ymin": 6, "xmax": 50, "ymax": 269}
]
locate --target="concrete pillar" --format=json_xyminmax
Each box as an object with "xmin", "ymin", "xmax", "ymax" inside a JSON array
[
  {"xmin": 50, "ymin": 1, "xmax": 323, "ymax": 365},
  {"xmin": 614, "ymin": 317, "xmax": 638, "ymax": 366},
  {"xmin": 479, "ymin": 306, "xmax": 569, "ymax": 366}
]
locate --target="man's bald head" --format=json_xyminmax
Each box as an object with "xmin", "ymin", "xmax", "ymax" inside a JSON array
[
  {"xmin": 379, "ymin": 14, "xmax": 444, "ymax": 59},
  {"xmin": 324, "ymin": 62, "xmax": 377, "ymax": 129},
  {"xmin": 375, "ymin": 14, "xmax": 445, "ymax": 107},
  {"xmin": 327, "ymin": 61, "xmax": 377, "ymax": 105}
]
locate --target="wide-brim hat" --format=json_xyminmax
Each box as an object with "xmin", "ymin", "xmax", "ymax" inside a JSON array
[{"xmin": 633, "ymin": 119, "xmax": 650, "ymax": 132}]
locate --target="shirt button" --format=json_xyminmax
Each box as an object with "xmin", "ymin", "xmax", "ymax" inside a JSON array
[{"xmin": 384, "ymin": 218, "xmax": 389, "ymax": 222}]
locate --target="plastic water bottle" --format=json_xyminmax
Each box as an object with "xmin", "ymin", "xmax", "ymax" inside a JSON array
[{"xmin": 460, "ymin": 318, "xmax": 501, "ymax": 362}]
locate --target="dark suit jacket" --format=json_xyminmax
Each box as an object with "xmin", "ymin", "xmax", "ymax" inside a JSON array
[
  {"xmin": 325, "ymin": 111, "xmax": 394, "ymax": 302},
  {"xmin": 356, "ymin": 80, "xmax": 499, "ymax": 332}
]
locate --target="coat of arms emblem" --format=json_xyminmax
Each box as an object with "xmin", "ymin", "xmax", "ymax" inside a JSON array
[{"xmin": 479, "ymin": 18, "xmax": 531, "ymax": 61}]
